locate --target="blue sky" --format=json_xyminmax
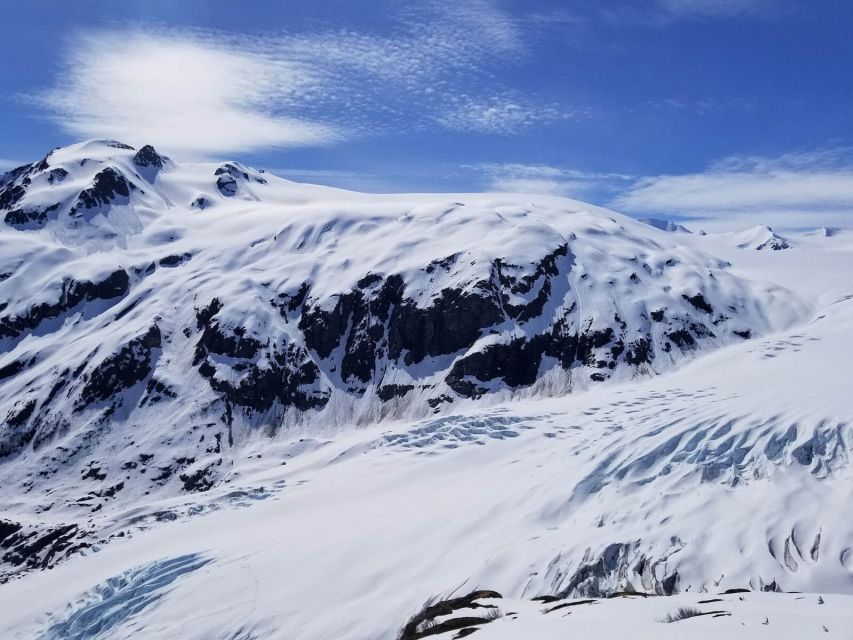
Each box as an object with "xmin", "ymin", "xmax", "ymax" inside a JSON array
[{"xmin": 2, "ymin": 0, "xmax": 853, "ymax": 229}]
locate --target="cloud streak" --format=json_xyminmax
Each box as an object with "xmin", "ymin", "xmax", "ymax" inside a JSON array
[
  {"xmin": 439, "ymin": 98, "xmax": 572, "ymax": 135},
  {"xmin": 613, "ymin": 149, "xmax": 853, "ymax": 229},
  {"xmin": 0, "ymin": 158, "xmax": 24, "ymax": 172},
  {"xmin": 29, "ymin": 1, "xmax": 565, "ymax": 158},
  {"xmin": 657, "ymin": 0, "xmax": 777, "ymax": 18},
  {"xmin": 478, "ymin": 163, "xmax": 634, "ymax": 198},
  {"xmin": 34, "ymin": 30, "xmax": 338, "ymax": 157}
]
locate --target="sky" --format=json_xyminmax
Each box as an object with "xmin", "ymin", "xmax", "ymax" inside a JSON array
[{"xmin": 1, "ymin": 0, "xmax": 852, "ymax": 230}]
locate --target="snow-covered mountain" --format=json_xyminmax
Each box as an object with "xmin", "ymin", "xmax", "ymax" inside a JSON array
[
  {"xmin": 0, "ymin": 140, "xmax": 802, "ymax": 495},
  {"xmin": 728, "ymin": 224, "xmax": 792, "ymax": 250},
  {"xmin": 1, "ymin": 141, "xmax": 851, "ymax": 639},
  {"xmin": 804, "ymin": 226, "xmax": 841, "ymax": 238},
  {"xmin": 637, "ymin": 217, "xmax": 692, "ymax": 234}
]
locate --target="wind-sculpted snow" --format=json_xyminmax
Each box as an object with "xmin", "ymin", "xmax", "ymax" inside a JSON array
[
  {"xmin": 40, "ymin": 554, "xmax": 212, "ymax": 640},
  {"xmin": 397, "ymin": 591, "xmax": 853, "ymax": 639},
  {"xmin": 2, "ymin": 281, "xmax": 853, "ymax": 637},
  {"xmin": 0, "ymin": 140, "xmax": 806, "ymax": 514},
  {"xmin": 1, "ymin": 142, "xmax": 852, "ymax": 639}
]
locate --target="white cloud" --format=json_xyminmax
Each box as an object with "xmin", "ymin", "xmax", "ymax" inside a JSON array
[
  {"xmin": 478, "ymin": 163, "xmax": 634, "ymax": 197},
  {"xmin": 29, "ymin": 2, "xmax": 558, "ymax": 157},
  {"xmin": 638, "ymin": 96, "xmax": 756, "ymax": 114},
  {"xmin": 658, "ymin": 0, "xmax": 774, "ymax": 17},
  {"xmin": 0, "ymin": 158, "xmax": 24, "ymax": 172},
  {"xmin": 439, "ymin": 98, "xmax": 572, "ymax": 135},
  {"xmin": 273, "ymin": 2, "xmax": 521, "ymax": 88},
  {"xmin": 34, "ymin": 30, "xmax": 339, "ymax": 158},
  {"xmin": 267, "ymin": 167, "xmax": 402, "ymax": 193},
  {"xmin": 591, "ymin": 0, "xmax": 781, "ymax": 29},
  {"xmin": 613, "ymin": 149, "xmax": 853, "ymax": 230}
]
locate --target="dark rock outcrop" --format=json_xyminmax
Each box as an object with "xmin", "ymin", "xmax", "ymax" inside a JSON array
[
  {"xmin": 0, "ymin": 520, "xmax": 90, "ymax": 582},
  {"xmin": 388, "ymin": 286, "xmax": 503, "ymax": 366},
  {"xmin": 216, "ymin": 173, "xmax": 238, "ymax": 196},
  {"xmin": 214, "ymin": 163, "xmax": 254, "ymax": 196},
  {"xmin": 77, "ymin": 325, "xmax": 162, "ymax": 409},
  {"xmin": 195, "ymin": 300, "xmax": 329, "ymax": 415},
  {"xmin": 133, "ymin": 145, "xmax": 165, "ymax": 169},
  {"xmin": 0, "ymin": 269, "xmax": 130, "ymax": 342},
  {"xmin": 4, "ymin": 203, "xmax": 60, "ymax": 228},
  {"xmin": 397, "ymin": 590, "xmax": 503, "ymax": 640},
  {"xmin": 71, "ymin": 167, "xmax": 135, "ymax": 214}
]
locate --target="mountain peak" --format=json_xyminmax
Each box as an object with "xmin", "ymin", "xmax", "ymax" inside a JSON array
[
  {"xmin": 638, "ymin": 217, "xmax": 692, "ymax": 234},
  {"xmin": 133, "ymin": 144, "xmax": 166, "ymax": 169},
  {"xmin": 733, "ymin": 224, "xmax": 791, "ymax": 250}
]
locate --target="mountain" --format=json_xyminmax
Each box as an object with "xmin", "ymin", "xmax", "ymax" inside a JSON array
[
  {"xmin": 0, "ymin": 140, "xmax": 802, "ymax": 497},
  {"xmin": 1, "ymin": 141, "xmax": 851, "ymax": 640},
  {"xmin": 391, "ymin": 590, "xmax": 852, "ymax": 639},
  {"xmin": 729, "ymin": 224, "xmax": 792, "ymax": 250},
  {"xmin": 637, "ymin": 217, "xmax": 693, "ymax": 234},
  {"xmin": 804, "ymin": 226, "xmax": 841, "ymax": 238}
]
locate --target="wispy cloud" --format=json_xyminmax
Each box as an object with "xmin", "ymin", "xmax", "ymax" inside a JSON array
[
  {"xmin": 267, "ymin": 167, "xmax": 407, "ymax": 193},
  {"xmin": 28, "ymin": 1, "xmax": 565, "ymax": 158},
  {"xmin": 32, "ymin": 30, "xmax": 338, "ymax": 158},
  {"xmin": 0, "ymin": 158, "xmax": 24, "ymax": 172},
  {"xmin": 478, "ymin": 163, "xmax": 634, "ymax": 198},
  {"xmin": 657, "ymin": 0, "xmax": 776, "ymax": 18},
  {"xmin": 613, "ymin": 149, "xmax": 853, "ymax": 229},
  {"xmin": 592, "ymin": 0, "xmax": 783, "ymax": 29},
  {"xmin": 439, "ymin": 97, "xmax": 573, "ymax": 135},
  {"xmin": 637, "ymin": 96, "xmax": 756, "ymax": 114}
]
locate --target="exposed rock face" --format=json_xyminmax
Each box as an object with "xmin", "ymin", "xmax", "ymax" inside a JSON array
[
  {"xmin": 3, "ymin": 204, "xmax": 59, "ymax": 228},
  {"xmin": 0, "ymin": 163, "xmax": 37, "ymax": 210},
  {"xmin": 0, "ymin": 234, "xmax": 779, "ymax": 464},
  {"xmin": 1, "ymin": 160, "xmax": 56, "ymax": 228},
  {"xmin": 0, "ymin": 519, "xmax": 90, "ymax": 582},
  {"xmin": 0, "ymin": 140, "xmax": 803, "ymax": 497},
  {"xmin": 734, "ymin": 226, "xmax": 792, "ymax": 251},
  {"xmin": 272, "ymin": 239, "xmax": 721, "ymax": 406},
  {"xmin": 77, "ymin": 324, "xmax": 162, "ymax": 410},
  {"xmin": 132, "ymin": 145, "xmax": 164, "ymax": 169},
  {"xmin": 756, "ymin": 235, "xmax": 791, "ymax": 251},
  {"xmin": 215, "ymin": 173, "xmax": 238, "ymax": 196},
  {"xmin": 71, "ymin": 167, "xmax": 135, "ymax": 214},
  {"xmin": 194, "ymin": 300, "xmax": 329, "ymax": 416},
  {"xmin": 0, "ymin": 269, "xmax": 129, "ymax": 342},
  {"xmin": 397, "ymin": 590, "xmax": 504, "ymax": 640}
]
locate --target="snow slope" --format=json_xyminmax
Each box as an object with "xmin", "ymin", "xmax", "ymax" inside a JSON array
[
  {"xmin": 638, "ymin": 217, "xmax": 692, "ymax": 234},
  {"xmin": 1, "ymin": 141, "xmax": 852, "ymax": 639},
  {"xmin": 727, "ymin": 224, "xmax": 792, "ymax": 250},
  {"xmin": 402, "ymin": 591, "xmax": 852, "ymax": 639},
  {"xmin": 0, "ymin": 141, "xmax": 805, "ymax": 513}
]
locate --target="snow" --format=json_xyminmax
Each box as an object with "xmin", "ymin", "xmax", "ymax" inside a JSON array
[
  {"xmin": 724, "ymin": 224, "xmax": 791, "ymax": 250},
  {"xmin": 433, "ymin": 592, "xmax": 853, "ymax": 639},
  {"xmin": 0, "ymin": 140, "xmax": 807, "ymax": 430},
  {"xmin": 637, "ymin": 217, "xmax": 692, "ymax": 233},
  {"xmin": 1, "ymin": 140, "xmax": 852, "ymax": 639}
]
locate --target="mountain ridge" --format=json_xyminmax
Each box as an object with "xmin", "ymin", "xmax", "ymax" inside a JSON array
[
  {"xmin": 0, "ymin": 141, "xmax": 803, "ymax": 454},
  {"xmin": 1, "ymin": 141, "xmax": 852, "ymax": 640}
]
